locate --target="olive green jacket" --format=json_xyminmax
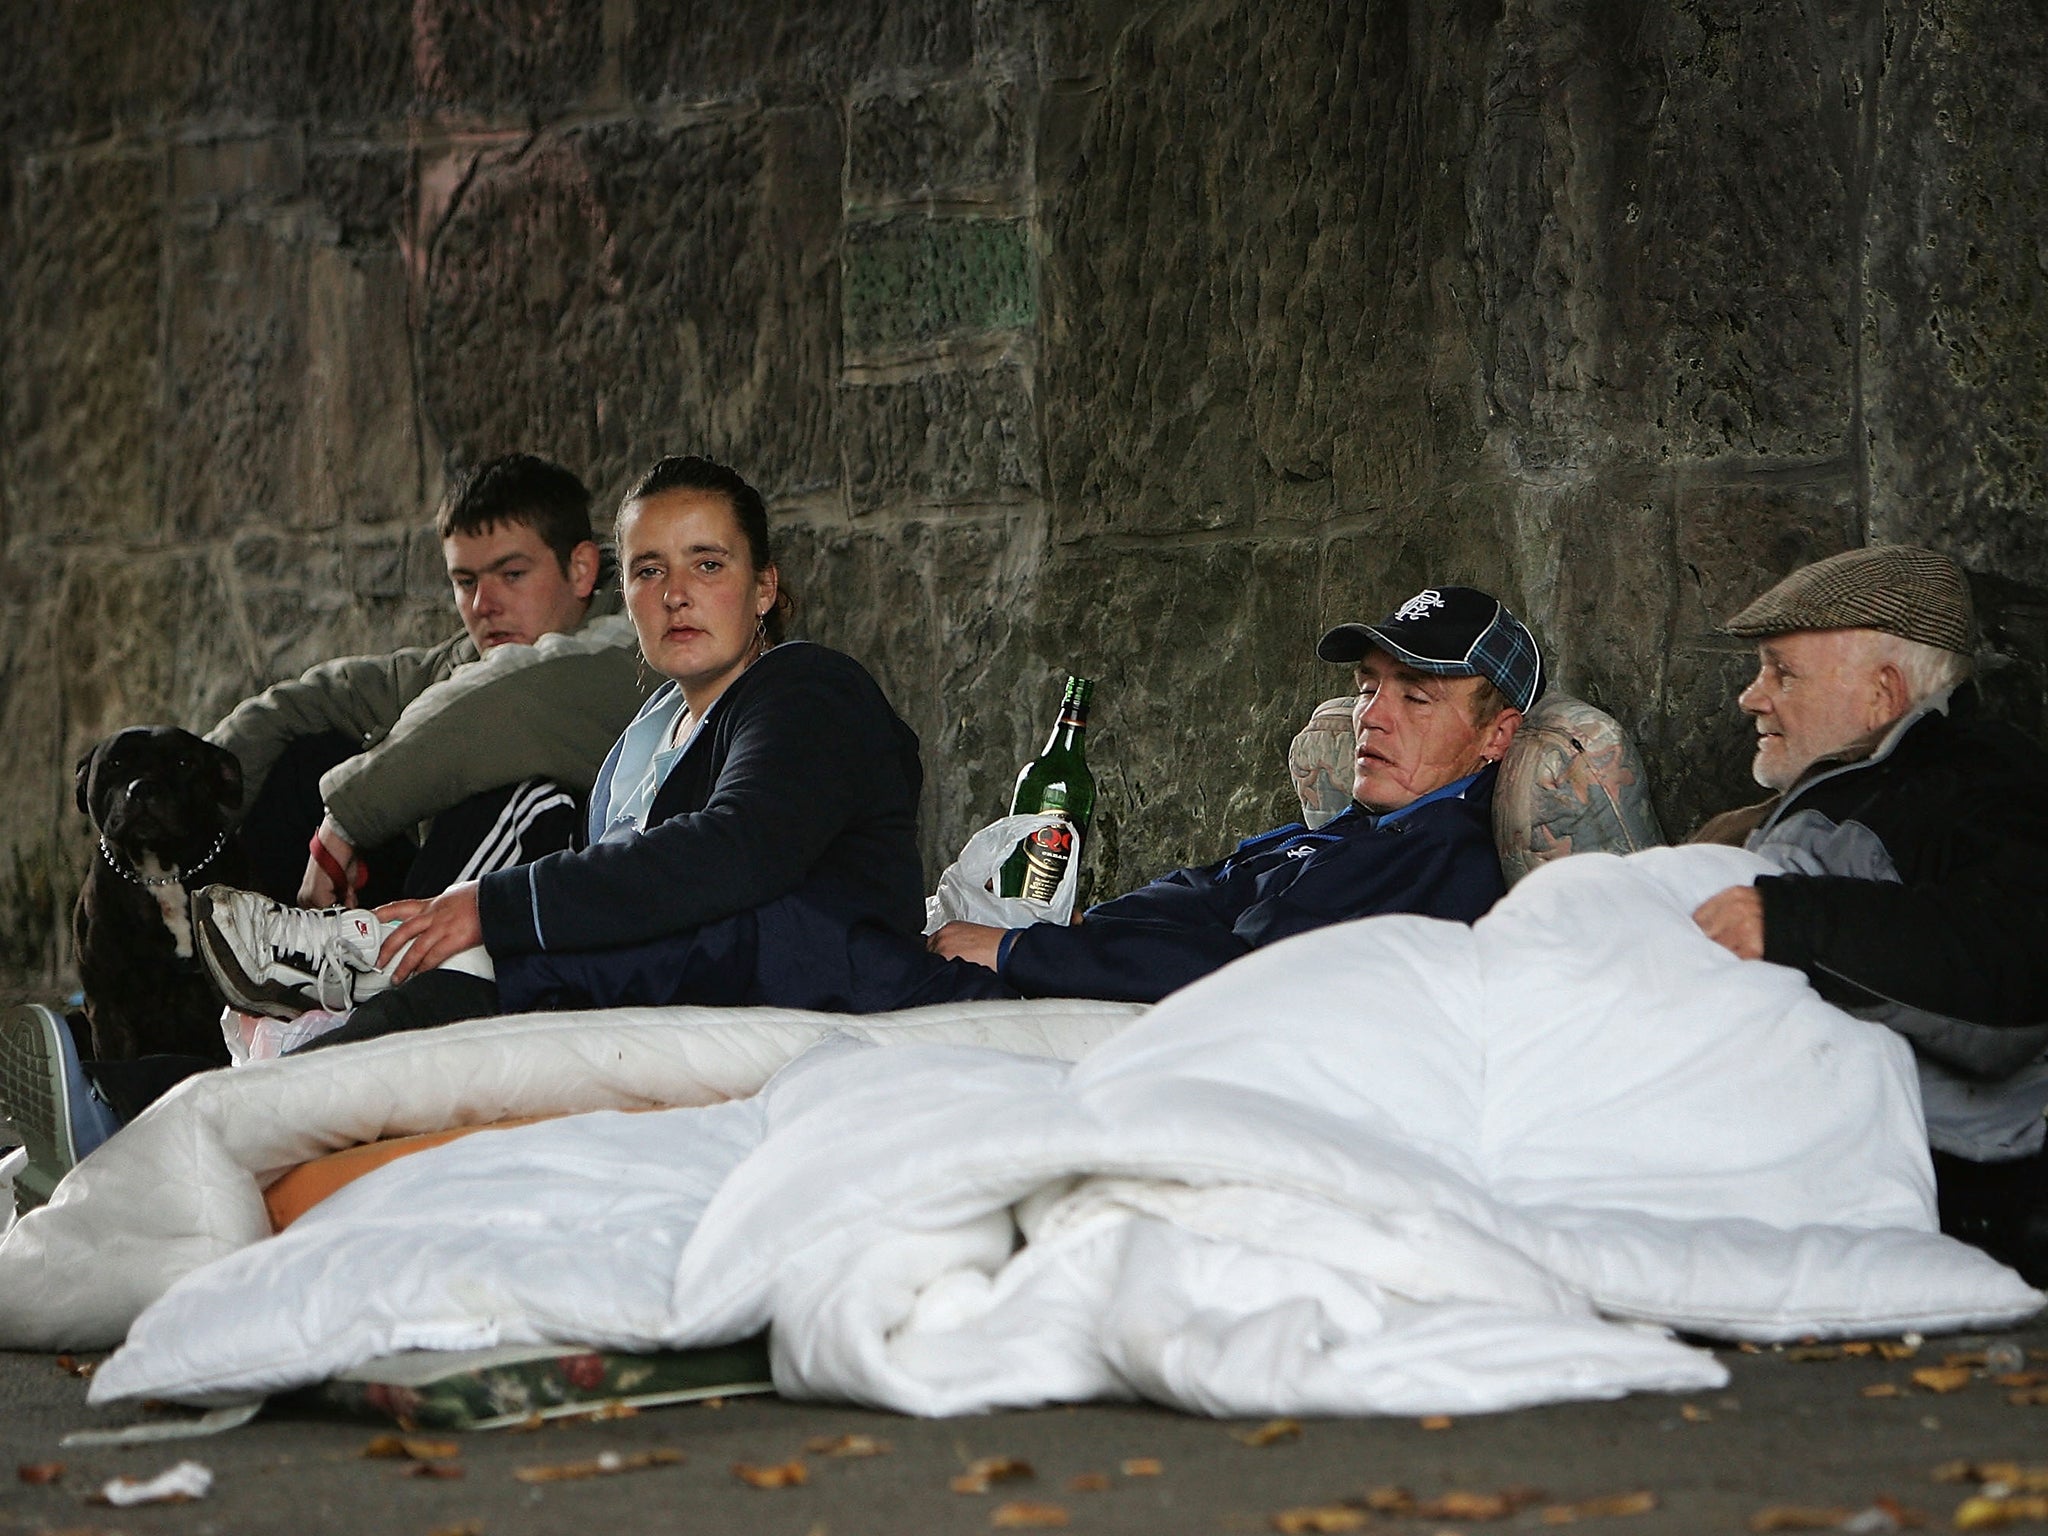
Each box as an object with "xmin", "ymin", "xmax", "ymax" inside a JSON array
[{"xmin": 206, "ymin": 589, "xmax": 651, "ymax": 849}]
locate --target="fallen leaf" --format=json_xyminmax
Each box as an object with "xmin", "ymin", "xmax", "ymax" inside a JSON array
[
  {"xmin": 806, "ymin": 1434, "xmax": 891, "ymax": 1458},
  {"xmin": 1748, "ymin": 1507, "xmax": 1856, "ymax": 1532},
  {"xmin": 1936, "ymin": 1464, "xmax": 2048, "ymax": 1492},
  {"xmin": 991, "ymin": 1501, "xmax": 1069, "ymax": 1528},
  {"xmin": 2008, "ymin": 1388, "xmax": 2048, "ymax": 1407},
  {"xmin": 1840, "ymin": 1342, "xmax": 1875, "ymax": 1358},
  {"xmin": 1120, "ymin": 1458, "xmax": 1162, "ymax": 1478},
  {"xmin": 16, "ymin": 1462, "xmax": 64, "ymax": 1485},
  {"xmin": 1876, "ymin": 1341, "xmax": 1921, "ymax": 1361},
  {"xmin": 1418, "ymin": 1414, "xmax": 1454, "ymax": 1431},
  {"xmin": 733, "ymin": 1459, "xmax": 808, "ymax": 1489},
  {"xmin": 1360, "ymin": 1487, "xmax": 1416, "ymax": 1513},
  {"xmin": 1995, "ymin": 1373, "xmax": 2048, "ymax": 1389},
  {"xmin": 1540, "ymin": 1490, "xmax": 1658, "ymax": 1523},
  {"xmin": 1067, "ymin": 1473, "xmax": 1111, "ymax": 1493},
  {"xmin": 1412, "ymin": 1487, "xmax": 1546, "ymax": 1521},
  {"xmin": 513, "ymin": 1449, "xmax": 684, "ymax": 1484},
  {"xmin": 54, "ymin": 1355, "xmax": 96, "ymax": 1379},
  {"xmin": 1232, "ymin": 1418, "xmax": 1303, "ymax": 1447},
  {"xmin": 953, "ymin": 1457, "xmax": 1035, "ymax": 1494},
  {"xmin": 1911, "ymin": 1367, "xmax": 1973, "ymax": 1395},
  {"xmin": 363, "ymin": 1435, "xmax": 461, "ymax": 1461},
  {"xmin": 1271, "ymin": 1507, "xmax": 1368, "ymax": 1533},
  {"xmin": 1956, "ymin": 1494, "xmax": 2048, "ymax": 1531},
  {"xmin": 1862, "ymin": 1384, "xmax": 1903, "ymax": 1399},
  {"xmin": 1788, "ymin": 1346, "xmax": 1843, "ymax": 1362},
  {"xmin": 428, "ymin": 1524, "xmax": 484, "ymax": 1536},
  {"xmin": 1945, "ymin": 1352, "xmax": 1990, "ymax": 1369},
  {"xmin": 1681, "ymin": 1403, "xmax": 1710, "ymax": 1422},
  {"xmin": 1739, "ymin": 1343, "xmax": 1763, "ymax": 1354},
  {"xmin": 702, "ymin": 1397, "xmax": 726, "ymax": 1410},
  {"xmin": 403, "ymin": 1462, "xmax": 465, "ymax": 1480}
]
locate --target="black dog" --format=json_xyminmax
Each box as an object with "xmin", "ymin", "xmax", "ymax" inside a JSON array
[{"xmin": 74, "ymin": 727, "xmax": 251, "ymax": 1064}]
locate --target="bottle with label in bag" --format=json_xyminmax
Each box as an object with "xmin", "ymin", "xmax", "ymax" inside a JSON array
[{"xmin": 1000, "ymin": 675, "xmax": 1097, "ymax": 901}]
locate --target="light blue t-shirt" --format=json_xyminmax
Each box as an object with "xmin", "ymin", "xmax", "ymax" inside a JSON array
[{"xmin": 595, "ymin": 690, "xmax": 706, "ymax": 844}]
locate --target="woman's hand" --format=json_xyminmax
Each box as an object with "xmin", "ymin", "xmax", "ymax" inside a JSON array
[
  {"xmin": 375, "ymin": 882, "xmax": 485, "ymax": 983},
  {"xmin": 927, "ymin": 921, "xmax": 1006, "ymax": 971}
]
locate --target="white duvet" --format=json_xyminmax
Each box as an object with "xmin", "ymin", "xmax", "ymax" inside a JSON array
[{"xmin": 28, "ymin": 846, "xmax": 2048, "ymax": 1416}]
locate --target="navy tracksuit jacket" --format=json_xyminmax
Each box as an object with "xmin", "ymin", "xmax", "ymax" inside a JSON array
[{"xmin": 990, "ymin": 768, "xmax": 1506, "ymax": 1004}]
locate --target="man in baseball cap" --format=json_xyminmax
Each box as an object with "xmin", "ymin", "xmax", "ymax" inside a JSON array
[
  {"xmin": 922, "ymin": 582, "xmax": 1538, "ymax": 1004},
  {"xmin": 1687, "ymin": 545, "xmax": 2048, "ymax": 1281}
]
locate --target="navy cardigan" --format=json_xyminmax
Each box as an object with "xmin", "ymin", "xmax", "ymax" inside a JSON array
[{"xmin": 476, "ymin": 642, "xmax": 925, "ymax": 956}]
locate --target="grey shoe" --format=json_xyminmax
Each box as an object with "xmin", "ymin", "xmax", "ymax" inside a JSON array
[
  {"xmin": 0, "ymin": 1004, "xmax": 120, "ymax": 1212},
  {"xmin": 193, "ymin": 886, "xmax": 395, "ymax": 1020}
]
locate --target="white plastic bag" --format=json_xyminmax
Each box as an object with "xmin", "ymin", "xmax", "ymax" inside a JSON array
[
  {"xmin": 924, "ymin": 812, "xmax": 1083, "ymax": 934},
  {"xmin": 220, "ymin": 1005, "xmax": 351, "ymax": 1065}
]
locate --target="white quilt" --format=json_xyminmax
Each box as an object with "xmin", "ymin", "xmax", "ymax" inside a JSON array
[{"xmin": 68, "ymin": 845, "xmax": 2042, "ymax": 1418}]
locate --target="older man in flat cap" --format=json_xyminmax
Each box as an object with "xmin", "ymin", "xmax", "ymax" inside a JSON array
[{"xmin": 1690, "ymin": 545, "xmax": 2048, "ymax": 1281}]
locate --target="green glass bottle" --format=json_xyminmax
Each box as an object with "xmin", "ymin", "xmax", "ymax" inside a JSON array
[{"xmin": 1000, "ymin": 675, "xmax": 1097, "ymax": 901}]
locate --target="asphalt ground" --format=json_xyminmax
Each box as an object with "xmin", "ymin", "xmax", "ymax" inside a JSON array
[{"xmin": 5, "ymin": 1319, "xmax": 2048, "ymax": 1536}]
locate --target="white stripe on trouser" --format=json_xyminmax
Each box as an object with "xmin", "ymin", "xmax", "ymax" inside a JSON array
[{"xmin": 452, "ymin": 779, "xmax": 577, "ymax": 887}]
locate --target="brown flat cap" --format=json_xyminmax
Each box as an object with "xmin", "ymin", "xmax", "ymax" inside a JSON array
[{"xmin": 1722, "ymin": 545, "xmax": 1974, "ymax": 654}]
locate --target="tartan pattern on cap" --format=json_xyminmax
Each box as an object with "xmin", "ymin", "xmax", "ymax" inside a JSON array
[
  {"xmin": 1364, "ymin": 597, "xmax": 1546, "ymax": 713},
  {"xmin": 1723, "ymin": 545, "xmax": 1974, "ymax": 654},
  {"xmin": 1466, "ymin": 605, "xmax": 1546, "ymax": 713}
]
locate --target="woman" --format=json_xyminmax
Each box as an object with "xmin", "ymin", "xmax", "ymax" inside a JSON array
[{"xmin": 196, "ymin": 455, "xmax": 963, "ymax": 1042}]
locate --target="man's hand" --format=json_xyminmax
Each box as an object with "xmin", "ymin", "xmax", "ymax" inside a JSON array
[
  {"xmin": 927, "ymin": 921, "xmax": 1007, "ymax": 971},
  {"xmin": 1692, "ymin": 885, "xmax": 1766, "ymax": 960},
  {"xmin": 375, "ymin": 882, "xmax": 484, "ymax": 983},
  {"xmin": 299, "ymin": 816, "xmax": 363, "ymax": 907}
]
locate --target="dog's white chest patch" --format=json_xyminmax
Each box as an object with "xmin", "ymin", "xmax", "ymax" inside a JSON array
[{"xmin": 137, "ymin": 855, "xmax": 194, "ymax": 959}]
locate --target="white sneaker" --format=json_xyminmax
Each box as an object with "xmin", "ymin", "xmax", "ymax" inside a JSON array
[{"xmin": 193, "ymin": 887, "xmax": 399, "ymax": 1020}]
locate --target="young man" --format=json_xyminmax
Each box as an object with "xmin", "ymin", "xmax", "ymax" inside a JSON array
[
  {"xmin": 1687, "ymin": 545, "xmax": 2048, "ymax": 1281},
  {"xmin": 0, "ymin": 455, "xmax": 653, "ymax": 1205},
  {"xmin": 190, "ymin": 584, "xmax": 1538, "ymax": 1031},
  {"xmin": 213, "ymin": 454, "xmax": 649, "ymax": 908}
]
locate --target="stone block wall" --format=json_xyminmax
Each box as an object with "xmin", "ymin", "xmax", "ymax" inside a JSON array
[{"xmin": 0, "ymin": 0, "xmax": 2043, "ymax": 982}]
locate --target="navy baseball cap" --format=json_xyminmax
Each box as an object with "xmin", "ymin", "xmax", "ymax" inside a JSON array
[{"xmin": 1317, "ymin": 586, "xmax": 1546, "ymax": 712}]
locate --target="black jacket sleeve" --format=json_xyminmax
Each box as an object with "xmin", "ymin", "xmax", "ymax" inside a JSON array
[
  {"xmin": 1756, "ymin": 714, "xmax": 2048, "ymax": 1029},
  {"xmin": 1758, "ymin": 854, "xmax": 2048, "ymax": 1028},
  {"xmin": 476, "ymin": 650, "xmax": 911, "ymax": 956}
]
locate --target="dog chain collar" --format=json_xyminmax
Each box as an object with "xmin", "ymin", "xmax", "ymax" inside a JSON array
[{"xmin": 98, "ymin": 828, "xmax": 231, "ymax": 889}]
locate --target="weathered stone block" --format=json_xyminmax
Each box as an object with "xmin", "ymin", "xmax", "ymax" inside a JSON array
[
  {"xmin": 841, "ymin": 362, "xmax": 1040, "ymax": 512},
  {"xmin": 1038, "ymin": 2, "xmax": 1452, "ymax": 538},
  {"xmin": 3, "ymin": 149, "xmax": 166, "ymax": 542},
  {"xmin": 1467, "ymin": 0, "xmax": 1865, "ymax": 465},
  {"xmin": 162, "ymin": 213, "xmax": 310, "ymax": 537},
  {"xmin": 1672, "ymin": 474, "xmax": 1862, "ymax": 641},
  {"xmin": 168, "ymin": 0, "xmax": 410, "ymax": 126},
  {"xmin": 306, "ymin": 144, "xmax": 408, "ymax": 249},
  {"xmin": 842, "ymin": 215, "xmax": 1034, "ymax": 361},
  {"xmin": 172, "ymin": 132, "xmax": 306, "ymax": 209},
  {"xmin": 1864, "ymin": 0, "xmax": 2048, "ymax": 587},
  {"xmin": 846, "ymin": 78, "xmax": 1027, "ymax": 210},
  {"xmin": 410, "ymin": 0, "xmax": 607, "ymax": 116},
  {"xmin": 627, "ymin": 0, "xmax": 972, "ymax": 102},
  {"xmin": 418, "ymin": 109, "xmax": 842, "ymax": 502},
  {"xmin": 298, "ymin": 245, "xmax": 427, "ymax": 529}
]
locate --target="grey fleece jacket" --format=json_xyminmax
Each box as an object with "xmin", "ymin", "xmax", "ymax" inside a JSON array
[{"xmin": 206, "ymin": 589, "xmax": 652, "ymax": 849}]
